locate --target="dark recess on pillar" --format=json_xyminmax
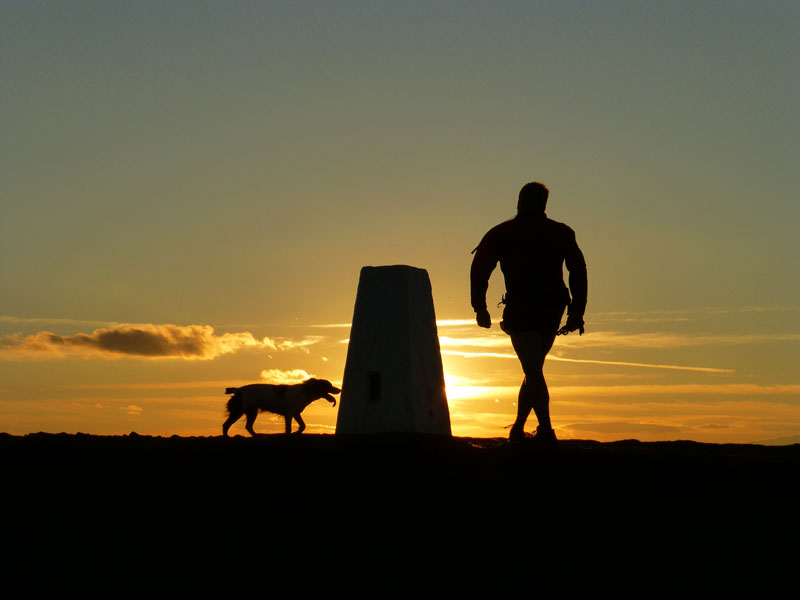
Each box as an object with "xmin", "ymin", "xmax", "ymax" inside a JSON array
[{"xmin": 368, "ymin": 371, "xmax": 381, "ymax": 402}]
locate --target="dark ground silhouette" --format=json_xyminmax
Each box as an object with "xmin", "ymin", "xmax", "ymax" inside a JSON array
[
  {"xmin": 3, "ymin": 433, "xmax": 796, "ymax": 591},
  {"xmin": 5, "ymin": 432, "xmax": 797, "ymax": 513}
]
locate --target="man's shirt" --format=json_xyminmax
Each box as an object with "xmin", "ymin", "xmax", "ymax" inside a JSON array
[{"xmin": 470, "ymin": 212, "xmax": 587, "ymax": 317}]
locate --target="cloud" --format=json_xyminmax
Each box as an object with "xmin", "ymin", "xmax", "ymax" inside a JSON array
[
  {"xmin": 552, "ymin": 383, "xmax": 800, "ymax": 397},
  {"xmin": 439, "ymin": 334, "xmax": 509, "ymax": 348},
  {"xmin": 260, "ymin": 369, "xmax": 315, "ymax": 384},
  {"xmin": 436, "ymin": 319, "xmax": 479, "ymax": 327},
  {"xmin": 565, "ymin": 421, "xmax": 684, "ymax": 434},
  {"xmin": 66, "ymin": 380, "xmax": 245, "ymax": 391},
  {"xmin": 310, "ymin": 320, "xmax": 477, "ymax": 329},
  {"xmin": 553, "ymin": 330, "xmax": 800, "ymax": 349},
  {"xmin": 592, "ymin": 306, "xmax": 800, "ymax": 323},
  {"xmin": 547, "ymin": 355, "xmax": 734, "ymax": 374},
  {"xmin": 273, "ymin": 336, "xmax": 325, "ymax": 352},
  {"xmin": 0, "ymin": 315, "xmax": 121, "ymax": 328},
  {"xmin": 0, "ymin": 323, "xmax": 323, "ymax": 361},
  {"xmin": 442, "ymin": 348, "xmax": 733, "ymax": 373},
  {"xmin": 123, "ymin": 405, "xmax": 143, "ymax": 416},
  {"xmin": 442, "ymin": 349, "xmax": 517, "ymax": 359},
  {"xmin": 431, "ymin": 311, "xmax": 800, "ymax": 351},
  {"xmin": 553, "ymin": 331, "xmax": 695, "ymax": 349},
  {"xmin": 442, "ymin": 380, "xmax": 800, "ymax": 403}
]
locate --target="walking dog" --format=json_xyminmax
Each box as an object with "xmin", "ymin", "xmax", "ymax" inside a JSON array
[{"xmin": 222, "ymin": 378, "xmax": 340, "ymax": 436}]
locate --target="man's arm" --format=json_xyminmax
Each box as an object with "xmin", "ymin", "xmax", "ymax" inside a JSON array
[
  {"xmin": 470, "ymin": 233, "xmax": 499, "ymax": 328},
  {"xmin": 560, "ymin": 230, "xmax": 587, "ymax": 335}
]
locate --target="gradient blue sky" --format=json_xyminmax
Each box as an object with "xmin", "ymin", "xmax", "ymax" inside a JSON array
[{"xmin": 2, "ymin": 1, "xmax": 798, "ymax": 441}]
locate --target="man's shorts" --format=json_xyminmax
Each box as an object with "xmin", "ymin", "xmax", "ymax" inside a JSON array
[{"xmin": 500, "ymin": 302, "xmax": 566, "ymax": 336}]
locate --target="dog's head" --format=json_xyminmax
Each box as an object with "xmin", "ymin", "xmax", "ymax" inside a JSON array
[{"xmin": 304, "ymin": 378, "xmax": 341, "ymax": 407}]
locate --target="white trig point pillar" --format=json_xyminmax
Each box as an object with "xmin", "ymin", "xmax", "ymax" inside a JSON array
[{"xmin": 336, "ymin": 265, "xmax": 451, "ymax": 435}]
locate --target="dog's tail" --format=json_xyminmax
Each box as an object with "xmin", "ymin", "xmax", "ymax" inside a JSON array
[{"xmin": 225, "ymin": 388, "xmax": 241, "ymax": 416}]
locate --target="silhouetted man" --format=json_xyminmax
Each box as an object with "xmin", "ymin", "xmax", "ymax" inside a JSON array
[{"xmin": 470, "ymin": 182, "xmax": 587, "ymax": 443}]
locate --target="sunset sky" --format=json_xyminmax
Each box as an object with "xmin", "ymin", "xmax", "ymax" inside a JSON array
[{"xmin": 2, "ymin": 1, "xmax": 798, "ymax": 442}]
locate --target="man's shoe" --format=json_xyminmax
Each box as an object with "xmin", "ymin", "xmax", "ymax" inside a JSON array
[
  {"xmin": 508, "ymin": 424, "xmax": 526, "ymax": 444},
  {"xmin": 532, "ymin": 426, "xmax": 558, "ymax": 445}
]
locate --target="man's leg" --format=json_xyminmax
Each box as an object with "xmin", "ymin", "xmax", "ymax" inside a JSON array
[{"xmin": 510, "ymin": 329, "xmax": 558, "ymax": 436}]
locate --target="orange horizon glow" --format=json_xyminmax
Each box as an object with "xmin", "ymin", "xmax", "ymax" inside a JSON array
[
  {"xmin": 2, "ymin": 3, "xmax": 797, "ymax": 445},
  {"xmin": 1, "ymin": 308, "xmax": 798, "ymax": 444}
]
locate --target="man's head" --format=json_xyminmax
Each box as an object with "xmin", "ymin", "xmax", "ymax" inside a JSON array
[{"xmin": 517, "ymin": 181, "xmax": 549, "ymax": 214}]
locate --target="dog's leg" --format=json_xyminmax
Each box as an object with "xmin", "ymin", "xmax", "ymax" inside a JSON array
[
  {"xmin": 244, "ymin": 408, "xmax": 259, "ymax": 436},
  {"xmin": 293, "ymin": 413, "xmax": 306, "ymax": 435},
  {"xmin": 284, "ymin": 414, "xmax": 293, "ymax": 435},
  {"xmin": 222, "ymin": 407, "xmax": 244, "ymax": 437}
]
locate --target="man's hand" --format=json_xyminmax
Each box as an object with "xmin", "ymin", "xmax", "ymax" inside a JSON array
[
  {"xmin": 476, "ymin": 309, "xmax": 491, "ymax": 329},
  {"xmin": 557, "ymin": 314, "xmax": 585, "ymax": 336}
]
